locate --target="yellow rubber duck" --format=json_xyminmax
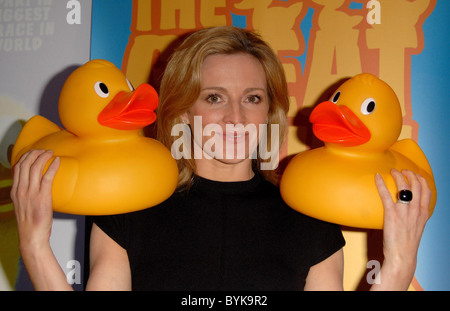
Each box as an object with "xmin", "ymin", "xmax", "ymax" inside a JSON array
[
  {"xmin": 11, "ymin": 59, "xmax": 178, "ymax": 215},
  {"xmin": 280, "ymin": 73, "xmax": 437, "ymax": 229}
]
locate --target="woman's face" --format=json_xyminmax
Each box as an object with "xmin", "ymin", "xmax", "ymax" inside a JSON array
[{"xmin": 183, "ymin": 53, "xmax": 270, "ymax": 167}]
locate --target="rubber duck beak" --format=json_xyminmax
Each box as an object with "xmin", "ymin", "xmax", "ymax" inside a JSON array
[
  {"xmin": 98, "ymin": 83, "xmax": 158, "ymax": 130},
  {"xmin": 310, "ymin": 101, "xmax": 371, "ymax": 147}
]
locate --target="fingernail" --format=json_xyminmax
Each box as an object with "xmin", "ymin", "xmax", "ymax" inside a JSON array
[{"xmin": 375, "ymin": 173, "xmax": 382, "ymax": 181}]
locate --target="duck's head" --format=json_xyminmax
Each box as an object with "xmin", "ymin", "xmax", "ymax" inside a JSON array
[
  {"xmin": 58, "ymin": 59, "xmax": 158, "ymax": 138},
  {"xmin": 310, "ymin": 73, "xmax": 402, "ymax": 153}
]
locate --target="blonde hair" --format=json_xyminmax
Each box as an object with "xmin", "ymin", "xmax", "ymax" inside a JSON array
[{"xmin": 157, "ymin": 26, "xmax": 289, "ymax": 188}]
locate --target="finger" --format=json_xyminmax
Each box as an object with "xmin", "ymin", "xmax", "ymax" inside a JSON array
[
  {"xmin": 15, "ymin": 149, "xmax": 46, "ymax": 167},
  {"xmin": 10, "ymin": 159, "xmax": 21, "ymax": 202},
  {"xmin": 391, "ymin": 168, "xmax": 410, "ymax": 192},
  {"xmin": 13, "ymin": 150, "xmax": 46, "ymax": 205},
  {"xmin": 12, "ymin": 150, "xmax": 46, "ymax": 219},
  {"xmin": 375, "ymin": 173, "xmax": 394, "ymax": 208},
  {"xmin": 417, "ymin": 174, "xmax": 432, "ymax": 219},
  {"xmin": 16, "ymin": 150, "xmax": 47, "ymax": 192},
  {"xmin": 40, "ymin": 156, "xmax": 60, "ymax": 194},
  {"xmin": 401, "ymin": 170, "xmax": 421, "ymax": 202},
  {"xmin": 28, "ymin": 151, "xmax": 54, "ymax": 192}
]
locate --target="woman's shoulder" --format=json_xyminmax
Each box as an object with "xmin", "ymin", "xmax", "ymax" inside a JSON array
[{"xmin": 258, "ymin": 176, "xmax": 343, "ymax": 233}]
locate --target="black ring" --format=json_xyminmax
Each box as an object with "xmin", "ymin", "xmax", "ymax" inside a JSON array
[{"xmin": 397, "ymin": 189, "xmax": 413, "ymax": 203}]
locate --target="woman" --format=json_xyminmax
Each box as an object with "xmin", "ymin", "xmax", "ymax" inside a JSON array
[{"xmin": 10, "ymin": 26, "xmax": 431, "ymax": 291}]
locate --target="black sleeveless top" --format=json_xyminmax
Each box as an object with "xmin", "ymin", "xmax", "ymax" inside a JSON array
[{"xmin": 91, "ymin": 173, "xmax": 345, "ymax": 291}]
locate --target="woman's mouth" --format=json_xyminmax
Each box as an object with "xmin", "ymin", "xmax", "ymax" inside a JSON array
[{"xmin": 223, "ymin": 132, "xmax": 247, "ymax": 144}]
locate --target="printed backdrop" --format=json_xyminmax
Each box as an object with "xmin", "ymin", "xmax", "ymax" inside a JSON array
[
  {"xmin": 91, "ymin": 0, "xmax": 449, "ymax": 291},
  {"xmin": 1, "ymin": 0, "xmax": 448, "ymax": 290}
]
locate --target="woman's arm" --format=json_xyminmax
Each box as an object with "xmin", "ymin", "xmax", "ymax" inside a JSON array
[
  {"xmin": 11, "ymin": 149, "xmax": 71, "ymax": 290},
  {"xmin": 305, "ymin": 169, "xmax": 430, "ymax": 291},
  {"xmin": 86, "ymin": 223, "xmax": 132, "ymax": 290},
  {"xmin": 304, "ymin": 248, "xmax": 344, "ymax": 291},
  {"xmin": 11, "ymin": 149, "xmax": 132, "ymax": 290},
  {"xmin": 370, "ymin": 169, "xmax": 431, "ymax": 290}
]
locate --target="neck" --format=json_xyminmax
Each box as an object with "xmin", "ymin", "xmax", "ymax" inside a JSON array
[{"xmin": 194, "ymin": 158, "xmax": 255, "ymax": 182}]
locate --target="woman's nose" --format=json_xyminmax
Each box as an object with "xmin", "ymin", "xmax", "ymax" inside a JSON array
[{"xmin": 224, "ymin": 101, "xmax": 246, "ymax": 125}]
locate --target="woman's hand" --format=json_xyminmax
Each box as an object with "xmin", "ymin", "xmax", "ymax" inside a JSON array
[
  {"xmin": 373, "ymin": 169, "xmax": 431, "ymax": 290},
  {"xmin": 10, "ymin": 149, "xmax": 60, "ymax": 253},
  {"xmin": 10, "ymin": 149, "xmax": 74, "ymax": 290}
]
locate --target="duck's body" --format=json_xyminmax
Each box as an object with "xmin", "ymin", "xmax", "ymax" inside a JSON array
[
  {"xmin": 11, "ymin": 60, "xmax": 178, "ymax": 215},
  {"xmin": 280, "ymin": 73, "xmax": 436, "ymax": 229},
  {"xmin": 281, "ymin": 138, "xmax": 436, "ymax": 229}
]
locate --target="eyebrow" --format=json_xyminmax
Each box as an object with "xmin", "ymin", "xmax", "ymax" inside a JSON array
[{"xmin": 201, "ymin": 87, "xmax": 266, "ymax": 93}]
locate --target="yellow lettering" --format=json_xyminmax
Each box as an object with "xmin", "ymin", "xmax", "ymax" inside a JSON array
[
  {"xmin": 135, "ymin": 0, "xmax": 152, "ymax": 31},
  {"xmin": 366, "ymin": 0, "xmax": 434, "ymax": 138},
  {"xmin": 199, "ymin": 0, "xmax": 227, "ymax": 28},
  {"xmin": 160, "ymin": 0, "xmax": 196, "ymax": 30}
]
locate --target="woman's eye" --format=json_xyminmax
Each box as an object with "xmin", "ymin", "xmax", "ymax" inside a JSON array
[
  {"xmin": 246, "ymin": 95, "xmax": 261, "ymax": 104},
  {"xmin": 207, "ymin": 94, "xmax": 222, "ymax": 104}
]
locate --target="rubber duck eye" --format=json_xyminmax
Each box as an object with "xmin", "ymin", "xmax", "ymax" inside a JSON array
[
  {"xmin": 361, "ymin": 98, "xmax": 376, "ymax": 115},
  {"xmin": 94, "ymin": 82, "xmax": 109, "ymax": 98},
  {"xmin": 331, "ymin": 91, "xmax": 341, "ymax": 103},
  {"xmin": 126, "ymin": 79, "xmax": 134, "ymax": 91}
]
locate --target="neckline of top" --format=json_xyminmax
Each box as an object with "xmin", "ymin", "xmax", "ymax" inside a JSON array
[{"xmin": 191, "ymin": 172, "xmax": 263, "ymax": 194}]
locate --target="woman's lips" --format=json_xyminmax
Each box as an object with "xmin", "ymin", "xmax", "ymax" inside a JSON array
[{"xmin": 223, "ymin": 132, "xmax": 248, "ymax": 144}]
